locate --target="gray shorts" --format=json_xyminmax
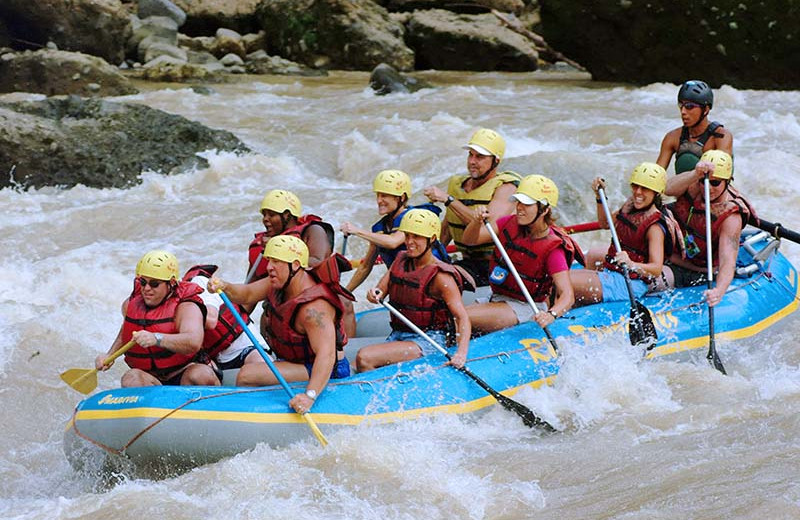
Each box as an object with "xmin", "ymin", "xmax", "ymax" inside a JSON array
[
  {"xmin": 486, "ymin": 293, "xmax": 543, "ymax": 323},
  {"xmin": 386, "ymin": 329, "xmax": 448, "ymax": 356}
]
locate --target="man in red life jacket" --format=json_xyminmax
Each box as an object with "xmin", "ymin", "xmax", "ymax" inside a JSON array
[
  {"xmin": 209, "ymin": 236, "xmax": 352, "ymax": 413},
  {"xmin": 665, "ymin": 150, "xmax": 755, "ymax": 307},
  {"xmin": 247, "ymin": 189, "xmax": 356, "ymax": 337},
  {"xmin": 356, "ymin": 209, "xmax": 472, "ymax": 372},
  {"xmin": 95, "ymin": 251, "xmax": 220, "ymax": 387}
]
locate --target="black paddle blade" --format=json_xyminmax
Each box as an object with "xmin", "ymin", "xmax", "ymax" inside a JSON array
[
  {"xmin": 707, "ymin": 349, "xmax": 727, "ymax": 375},
  {"xmin": 628, "ymin": 300, "xmax": 658, "ymax": 349},
  {"xmin": 494, "ymin": 393, "xmax": 557, "ymax": 433}
]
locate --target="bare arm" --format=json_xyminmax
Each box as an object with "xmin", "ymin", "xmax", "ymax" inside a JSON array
[
  {"xmin": 366, "ymin": 269, "xmax": 391, "ymax": 304},
  {"xmin": 665, "ymin": 161, "xmax": 709, "ymax": 197},
  {"xmin": 712, "ymin": 128, "xmax": 734, "ymax": 157},
  {"xmin": 432, "ymin": 272, "xmax": 471, "ymax": 367},
  {"xmin": 342, "ymin": 221, "xmax": 406, "ymax": 251},
  {"xmin": 208, "ymin": 276, "xmax": 271, "ymax": 306},
  {"xmin": 295, "ymin": 300, "xmax": 338, "ymax": 396},
  {"xmin": 616, "ymin": 224, "xmax": 665, "ymax": 279},
  {"xmin": 461, "ymin": 205, "xmax": 493, "ymax": 245},
  {"xmin": 303, "ymin": 225, "xmax": 333, "ymax": 268},
  {"xmin": 707, "ymin": 215, "xmax": 743, "ymax": 304},
  {"xmin": 346, "ymin": 243, "xmax": 379, "ymax": 292},
  {"xmin": 548, "ymin": 270, "xmax": 575, "ymax": 319},
  {"xmin": 656, "ymin": 128, "xmax": 680, "ymax": 170}
]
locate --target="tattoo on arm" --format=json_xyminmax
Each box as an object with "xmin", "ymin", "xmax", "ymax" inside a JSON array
[{"xmin": 305, "ymin": 308, "xmax": 326, "ymax": 328}]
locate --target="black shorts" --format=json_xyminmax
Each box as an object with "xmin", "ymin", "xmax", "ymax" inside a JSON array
[{"xmin": 668, "ymin": 262, "xmax": 708, "ymax": 288}]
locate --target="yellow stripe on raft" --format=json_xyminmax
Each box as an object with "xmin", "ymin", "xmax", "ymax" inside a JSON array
[{"xmin": 71, "ymin": 376, "xmax": 556, "ymax": 427}]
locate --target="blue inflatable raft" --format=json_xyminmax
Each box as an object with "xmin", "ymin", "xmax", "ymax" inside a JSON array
[{"xmin": 63, "ymin": 230, "xmax": 798, "ymax": 476}]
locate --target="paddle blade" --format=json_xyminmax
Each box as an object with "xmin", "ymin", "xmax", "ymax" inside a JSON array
[
  {"xmin": 494, "ymin": 393, "xmax": 557, "ymax": 433},
  {"xmin": 628, "ymin": 300, "xmax": 658, "ymax": 349},
  {"xmin": 60, "ymin": 368, "xmax": 99, "ymax": 395}
]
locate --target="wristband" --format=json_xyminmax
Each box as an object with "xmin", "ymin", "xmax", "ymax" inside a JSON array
[
  {"xmin": 548, "ymin": 310, "xmax": 558, "ymax": 319},
  {"xmin": 595, "ymin": 198, "xmax": 603, "ymax": 203},
  {"xmin": 444, "ymin": 195, "xmax": 455, "ymax": 207}
]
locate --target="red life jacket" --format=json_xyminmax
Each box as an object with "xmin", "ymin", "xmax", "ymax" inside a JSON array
[
  {"xmin": 670, "ymin": 187, "xmax": 755, "ymax": 268},
  {"xmin": 122, "ymin": 281, "xmax": 207, "ymax": 376},
  {"xmin": 602, "ymin": 199, "xmax": 685, "ymax": 280},
  {"xmin": 489, "ymin": 221, "xmax": 583, "ymax": 302},
  {"xmin": 388, "ymin": 251, "xmax": 465, "ymax": 334},
  {"xmin": 262, "ymin": 254, "xmax": 353, "ymax": 364},
  {"xmin": 247, "ymin": 215, "xmax": 335, "ymax": 281},
  {"xmin": 182, "ymin": 264, "xmax": 250, "ymax": 359}
]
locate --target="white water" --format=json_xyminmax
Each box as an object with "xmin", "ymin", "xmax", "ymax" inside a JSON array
[{"xmin": 2, "ymin": 71, "xmax": 800, "ymax": 519}]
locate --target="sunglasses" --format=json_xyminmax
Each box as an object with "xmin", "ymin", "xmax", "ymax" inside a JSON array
[
  {"xmin": 678, "ymin": 101, "xmax": 702, "ymax": 110},
  {"xmin": 699, "ymin": 179, "xmax": 725, "ymax": 187},
  {"xmin": 137, "ymin": 277, "xmax": 166, "ymax": 288}
]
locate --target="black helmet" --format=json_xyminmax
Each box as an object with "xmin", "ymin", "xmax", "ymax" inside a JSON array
[{"xmin": 677, "ymin": 80, "xmax": 713, "ymax": 108}]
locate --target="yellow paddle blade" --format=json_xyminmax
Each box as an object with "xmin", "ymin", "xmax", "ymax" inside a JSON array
[
  {"xmin": 60, "ymin": 368, "xmax": 99, "ymax": 395},
  {"xmin": 302, "ymin": 413, "xmax": 329, "ymax": 447}
]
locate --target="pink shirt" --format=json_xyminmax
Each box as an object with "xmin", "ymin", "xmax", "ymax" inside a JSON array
[{"xmin": 495, "ymin": 216, "xmax": 569, "ymax": 274}]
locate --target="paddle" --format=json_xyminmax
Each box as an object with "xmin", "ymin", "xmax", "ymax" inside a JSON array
[
  {"xmin": 381, "ymin": 300, "xmax": 556, "ymax": 432},
  {"xmin": 341, "ymin": 233, "xmax": 349, "ymax": 257},
  {"xmin": 703, "ymin": 175, "xmax": 726, "ymax": 375},
  {"xmin": 60, "ymin": 339, "xmax": 137, "ymax": 395},
  {"xmin": 484, "ymin": 220, "xmax": 560, "ymax": 352},
  {"xmin": 563, "ymin": 221, "xmax": 601, "ymax": 234},
  {"xmin": 597, "ymin": 188, "xmax": 658, "ymax": 349},
  {"xmin": 244, "ymin": 253, "xmax": 262, "ymax": 284},
  {"xmin": 749, "ymin": 217, "xmax": 800, "ymax": 245},
  {"xmin": 217, "ymin": 291, "xmax": 329, "ymax": 446}
]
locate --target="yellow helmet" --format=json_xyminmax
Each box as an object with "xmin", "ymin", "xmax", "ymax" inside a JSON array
[
  {"xmin": 135, "ymin": 250, "xmax": 179, "ymax": 281},
  {"xmin": 700, "ymin": 150, "xmax": 733, "ymax": 180},
  {"xmin": 511, "ymin": 174, "xmax": 559, "ymax": 207},
  {"xmin": 629, "ymin": 162, "xmax": 667, "ymax": 193},
  {"xmin": 260, "ymin": 189, "xmax": 302, "ymax": 217},
  {"xmin": 263, "ymin": 235, "xmax": 309, "ymax": 268},
  {"xmin": 398, "ymin": 208, "xmax": 441, "ymax": 239},
  {"xmin": 463, "ymin": 128, "xmax": 505, "ymax": 160},
  {"xmin": 373, "ymin": 169, "xmax": 412, "ymax": 198}
]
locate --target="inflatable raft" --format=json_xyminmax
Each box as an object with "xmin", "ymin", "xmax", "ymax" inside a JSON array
[{"xmin": 64, "ymin": 230, "xmax": 798, "ymax": 476}]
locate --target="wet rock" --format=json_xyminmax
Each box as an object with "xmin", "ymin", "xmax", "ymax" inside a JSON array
[
  {"xmin": 406, "ymin": 9, "xmax": 538, "ymax": 71},
  {"xmin": 0, "ymin": 49, "xmax": 137, "ymax": 97},
  {"xmin": 256, "ymin": 0, "xmax": 415, "ymax": 71},
  {"xmin": 369, "ymin": 63, "xmax": 431, "ymax": 95},
  {"xmin": 379, "ymin": 0, "xmax": 525, "ymax": 15},
  {"xmin": 134, "ymin": 57, "xmax": 227, "ymax": 82},
  {"xmin": 0, "ymin": 0, "xmax": 131, "ymax": 65},
  {"xmin": 244, "ymin": 52, "xmax": 327, "ymax": 76},
  {"xmin": 211, "ymin": 28, "xmax": 246, "ymax": 59},
  {"xmin": 128, "ymin": 15, "xmax": 180, "ymax": 59},
  {"xmin": 0, "ymin": 96, "xmax": 249, "ymax": 190}
]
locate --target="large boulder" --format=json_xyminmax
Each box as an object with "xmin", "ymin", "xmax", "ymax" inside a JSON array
[
  {"xmin": 0, "ymin": 0, "xmax": 131, "ymax": 65},
  {"xmin": 256, "ymin": 0, "xmax": 415, "ymax": 71},
  {"xmin": 406, "ymin": 9, "xmax": 538, "ymax": 71},
  {"xmin": 0, "ymin": 96, "xmax": 249, "ymax": 190},
  {"xmin": 172, "ymin": 0, "xmax": 261, "ymax": 36},
  {"xmin": 369, "ymin": 62, "xmax": 432, "ymax": 94},
  {"xmin": 539, "ymin": 0, "xmax": 800, "ymax": 89},
  {"xmin": 0, "ymin": 49, "xmax": 138, "ymax": 97}
]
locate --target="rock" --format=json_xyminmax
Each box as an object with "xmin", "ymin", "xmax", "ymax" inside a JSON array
[
  {"xmin": 177, "ymin": 34, "xmax": 216, "ymax": 53},
  {"xmin": 211, "ymin": 28, "xmax": 246, "ymax": 58},
  {"xmin": 0, "ymin": 0, "xmax": 131, "ymax": 64},
  {"xmin": 406, "ymin": 9, "xmax": 538, "ymax": 71},
  {"xmin": 143, "ymin": 41, "xmax": 188, "ymax": 63},
  {"xmin": 220, "ymin": 53, "xmax": 244, "ymax": 66},
  {"xmin": 128, "ymin": 15, "xmax": 180, "ymax": 60},
  {"xmin": 256, "ymin": 0, "xmax": 415, "ymax": 71},
  {"xmin": 369, "ymin": 62, "xmax": 431, "ymax": 94},
  {"xmin": 378, "ymin": 0, "xmax": 525, "ymax": 15},
  {"xmin": 242, "ymin": 31, "xmax": 267, "ymax": 54},
  {"xmin": 244, "ymin": 53, "xmax": 327, "ymax": 76},
  {"xmin": 0, "ymin": 49, "xmax": 137, "ymax": 97},
  {"xmin": 138, "ymin": 0, "xmax": 187, "ymax": 28},
  {"xmin": 172, "ymin": 0, "xmax": 261, "ymax": 36},
  {"xmin": 186, "ymin": 49, "xmax": 219, "ymax": 64},
  {"xmin": 133, "ymin": 57, "xmax": 227, "ymax": 81},
  {"xmin": 539, "ymin": 0, "xmax": 800, "ymax": 89},
  {"xmin": 0, "ymin": 96, "xmax": 249, "ymax": 190}
]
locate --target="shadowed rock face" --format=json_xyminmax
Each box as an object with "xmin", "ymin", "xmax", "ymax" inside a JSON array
[
  {"xmin": 369, "ymin": 63, "xmax": 431, "ymax": 95},
  {"xmin": 0, "ymin": 0, "xmax": 131, "ymax": 65},
  {"xmin": 0, "ymin": 96, "xmax": 250, "ymax": 190},
  {"xmin": 539, "ymin": 0, "xmax": 800, "ymax": 89}
]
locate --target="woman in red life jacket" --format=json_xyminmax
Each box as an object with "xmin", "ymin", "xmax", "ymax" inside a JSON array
[
  {"xmin": 95, "ymin": 250, "xmax": 220, "ymax": 387},
  {"xmin": 664, "ymin": 150, "xmax": 754, "ymax": 307},
  {"xmin": 209, "ymin": 236, "xmax": 352, "ymax": 414},
  {"xmin": 463, "ymin": 175, "xmax": 577, "ymax": 334},
  {"xmin": 570, "ymin": 162, "xmax": 684, "ymax": 305},
  {"xmin": 356, "ymin": 208, "xmax": 472, "ymax": 372}
]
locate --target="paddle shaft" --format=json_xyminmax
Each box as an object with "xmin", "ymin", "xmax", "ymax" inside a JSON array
[
  {"xmin": 749, "ymin": 217, "xmax": 800, "ymax": 244},
  {"xmin": 341, "ymin": 234, "xmax": 348, "ymax": 257},
  {"xmin": 563, "ymin": 221, "xmax": 602, "ymax": 234},
  {"xmin": 244, "ymin": 254, "xmax": 262, "ymax": 283},
  {"xmin": 218, "ymin": 291, "xmax": 329, "ymax": 446},
  {"xmin": 71, "ymin": 339, "xmax": 136, "ymax": 385},
  {"xmin": 703, "ymin": 176, "xmax": 726, "ymax": 375},
  {"xmin": 484, "ymin": 220, "xmax": 560, "ymax": 352},
  {"xmin": 381, "ymin": 300, "xmax": 556, "ymax": 431},
  {"xmin": 597, "ymin": 189, "xmax": 640, "ymax": 310}
]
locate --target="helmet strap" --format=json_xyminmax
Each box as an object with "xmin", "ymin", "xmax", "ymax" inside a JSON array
[{"xmin": 472, "ymin": 158, "xmax": 498, "ymax": 182}]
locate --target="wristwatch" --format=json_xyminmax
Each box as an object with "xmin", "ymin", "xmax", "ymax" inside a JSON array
[
  {"xmin": 154, "ymin": 333, "xmax": 163, "ymax": 347},
  {"xmin": 305, "ymin": 389, "xmax": 317, "ymax": 400},
  {"xmin": 444, "ymin": 195, "xmax": 455, "ymax": 207},
  {"xmin": 547, "ymin": 310, "xmax": 558, "ymax": 319}
]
